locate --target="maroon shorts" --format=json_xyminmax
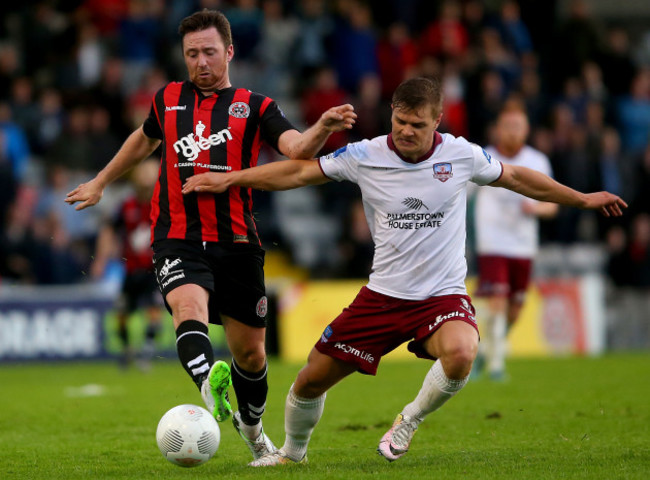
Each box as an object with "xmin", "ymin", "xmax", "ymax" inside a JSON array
[
  {"xmin": 315, "ymin": 287, "xmax": 478, "ymax": 375},
  {"xmin": 475, "ymin": 255, "xmax": 533, "ymax": 303}
]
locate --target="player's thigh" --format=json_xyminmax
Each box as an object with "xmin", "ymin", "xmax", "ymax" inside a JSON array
[
  {"xmin": 424, "ymin": 320, "xmax": 479, "ymax": 363},
  {"xmin": 209, "ymin": 243, "xmax": 268, "ymax": 327},
  {"xmin": 166, "ymin": 284, "xmax": 211, "ymax": 327},
  {"xmin": 294, "ymin": 348, "xmax": 357, "ymax": 398},
  {"xmin": 153, "ymin": 240, "xmax": 214, "ymax": 324}
]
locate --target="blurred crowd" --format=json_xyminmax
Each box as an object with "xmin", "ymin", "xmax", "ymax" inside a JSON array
[{"xmin": 0, "ymin": 0, "xmax": 649, "ymax": 292}]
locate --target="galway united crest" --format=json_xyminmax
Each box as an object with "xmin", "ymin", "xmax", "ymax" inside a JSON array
[{"xmin": 433, "ymin": 162, "xmax": 453, "ymax": 182}]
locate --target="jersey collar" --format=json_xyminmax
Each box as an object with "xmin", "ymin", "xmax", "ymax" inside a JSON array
[
  {"xmin": 187, "ymin": 81, "xmax": 234, "ymax": 97},
  {"xmin": 387, "ymin": 131, "xmax": 442, "ymax": 164}
]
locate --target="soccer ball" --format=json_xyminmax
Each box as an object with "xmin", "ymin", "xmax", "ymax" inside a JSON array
[{"xmin": 156, "ymin": 404, "xmax": 220, "ymax": 467}]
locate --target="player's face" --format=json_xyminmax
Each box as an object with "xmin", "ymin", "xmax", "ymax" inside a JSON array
[
  {"xmin": 183, "ymin": 27, "xmax": 233, "ymax": 93},
  {"xmin": 496, "ymin": 111, "xmax": 529, "ymax": 155},
  {"xmin": 391, "ymin": 105, "xmax": 442, "ymax": 160}
]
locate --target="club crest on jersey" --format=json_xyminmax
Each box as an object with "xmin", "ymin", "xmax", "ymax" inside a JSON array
[
  {"xmin": 228, "ymin": 102, "xmax": 250, "ymax": 119},
  {"xmin": 256, "ymin": 296, "xmax": 268, "ymax": 317},
  {"xmin": 433, "ymin": 162, "xmax": 453, "ymax": 182}
]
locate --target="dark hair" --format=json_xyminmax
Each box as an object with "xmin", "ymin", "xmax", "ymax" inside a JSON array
[
  {"xmin": 178, "ymin": 9, "xmax": 232, "ymax": 47},
  {"xmin": 392, "ymin": 77, "xmax": 443, "ymax": 117}
]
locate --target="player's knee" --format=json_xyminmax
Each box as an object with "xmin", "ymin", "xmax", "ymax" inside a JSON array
[
  {"xmin": 440, "ymin": 342, "xmax": 477, "ymax": 379},
  {"xmin": 171, "ymin": 299, "xmax": 207, "ymax": 324},
  {"xmin": 233, "ymin": 347, "xmax": 266, "ymax": 372},
  {"xmin": 293, "ymin": 369, "xmax": 327, "ymax": 399}
]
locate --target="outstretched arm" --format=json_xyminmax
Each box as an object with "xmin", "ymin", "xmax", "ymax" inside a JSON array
[
  {"xmin": 182, "ymin": 159, "xmax": 329, "ymax": 195},
  {"xmin": 65, "ymin": 126, "xmax": 161, "ymax": 210},
  {"xmin": 492, "ymin": 163, "xmax": 627, "ymax": 217},
  {"xmin": 278, "ymin": 104, "xmax": 356, "ymax": 159}
]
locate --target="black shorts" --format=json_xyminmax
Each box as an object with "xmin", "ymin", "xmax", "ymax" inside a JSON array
[
  {"xmin": 152, "ymin": 239, "xmax": 267, "ymax": 327},
  {"xmin": 117, "ymin": 269, "xmax": 163, "ymax": 313}
]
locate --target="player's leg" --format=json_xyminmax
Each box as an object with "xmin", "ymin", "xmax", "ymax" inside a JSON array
[
  {"xmin": 137, "ymin": 304, "xmax": 162, "ymax": 371},
  {"xmin": 222, "ymin": 316, "xmax": 274, "ymax": 458},
  {"xmin": 154, "ymin": 242, "xmax": 223, "ymax": 417},
  {"xmin": 116, "ymin": 276, "xmax": 136, "ymax": 368},
  {"xmin": 474, "ymin": 256, "xmax": 510, "ymax": 380},
  {"xmin": 116, "ymin": 310, "xmax": 132, "ymax": 368},
  {"xmin": 379, "ymin": 320, "xmax": 478, "ymax": 461},
  {"xmin": 250, "ymin": 347, "xmax": 356, "ymax": 466},
  {"xmin": 139, "ymin": 272, "xmax": 164, "ymax": 369},
  {"xmin": 165, "ymin": 284, "xmax": 215, "ymax": 385},
  {"xmin": 483, "ymin": 294, "xmax": 508, "ymax": 379}
]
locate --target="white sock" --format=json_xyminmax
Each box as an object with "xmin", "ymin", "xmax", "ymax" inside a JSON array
[
  {"xmin": 236, "ymin": 416, "xmax": 262, "ymax": 440},
  {"xmin": 402, "ymin": 361, "xmax": 468, "ymax": 423},
  {"xmin": 487, "ymin": 312, "xmax": 507, "ymax": 374},
  {"xmin": 282, "ymin": 384, "xmax": 326, "ymax": 461}
]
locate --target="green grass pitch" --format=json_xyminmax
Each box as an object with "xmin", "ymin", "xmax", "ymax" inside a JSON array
[{"xmin": 1, "ymin": 353, "xmax": 648, "ymax": 479}]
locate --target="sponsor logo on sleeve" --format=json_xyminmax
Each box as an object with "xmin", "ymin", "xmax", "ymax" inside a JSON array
[{"xmin": 482, "ymin": 148, "xmax": 492, "ymax": 163}]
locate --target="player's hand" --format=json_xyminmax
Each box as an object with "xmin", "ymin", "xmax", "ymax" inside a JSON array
[
  {"xmin": 182, "ymin": 172, "xmax": 229, "ymax": 194},
  {"xmin": 319, "ymin": 104, "xmax": 357, "ymax": 132},
  {"xmin": 65, "ymin": 179, "xmax": 104, "ymax": 210},
  {"xmin": 582, "ymin": 192, "xmax": 627, "ymax": 217},
  {"xmin": 521, "ymin": 200, "xmax": 537, "ymax": 216}
]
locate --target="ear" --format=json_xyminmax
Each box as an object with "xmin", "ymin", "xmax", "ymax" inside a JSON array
[
  {"xmin": 434, "ymin": 112, "xmax": 443, "ymax": 129},
  {"xmin": 226, "ymin": 44, "xmax": 234, "ymax": 62}
]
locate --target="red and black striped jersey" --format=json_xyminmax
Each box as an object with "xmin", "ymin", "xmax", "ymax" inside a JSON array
[
  {"xmin": 113, "ymin": 196, "xmax": 153, "ymax": 274},
  {"xmin": 142, "ymin": 81, "xmax": 296, "ymax": 245}
]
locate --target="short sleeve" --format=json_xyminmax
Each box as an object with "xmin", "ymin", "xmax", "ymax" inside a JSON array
[
  {"xmin": 142, "ymin": 103, "xmax": 162, "ymax": 140},
  {"xmin": 259, "ymin": 100, "xmax": 297, "ymax": 153},
  {"xmin": 318, "ymin": 142, "xmax": 362, "ymax": 183},
  {"xmin": 470, "ymin": 143, "xmax": 503, "ymax": 186}
]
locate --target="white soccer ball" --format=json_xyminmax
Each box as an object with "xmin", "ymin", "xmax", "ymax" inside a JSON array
[{"xmin": 156, "ymin": 404, "xmax": 220, "ymax": 467}]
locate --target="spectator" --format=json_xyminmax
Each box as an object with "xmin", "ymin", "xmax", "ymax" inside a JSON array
[
  {"xmin": 616, "ymin": 69, "xmax": 650, "ymax": 155},
  {"xmin": 376, "ymin": 21, "xmax": 419, "ymax": 101},
  {"xmin": 34, "ymin": 87, "xmax": 65, "ymax": 156},
  {"xmin": 90, "ymin": 57, "xmax": 130, "ymax": 138},
  {"xmin": 0, "ymin": 101, "xmax": 31, "ymax": 182},
  {"xmin": 290, "ymin": 0, "xmax": 334, "ymax": 95},
  {"xmin": 46, "ymin": 105, "xmax": 94, "ymax": 172},
  {"xmin": 8, "ymin": 77, "xmax": 40, "ymax": 151},
  {"xmin": 330, "ymin": 0, "xmax": 379, "ymax": 94},
  {"xmin": 599, "ymin": 26, "xmax": 637, "ymax": 98},
  {"xmin": 88, "ymin": 106, "xmax": 122, "ymax": 172},
  {"xmin": 549, "ymin": 0, "xmax": 602, "ymax": 93},
  {"xmin": 336, "ymin": 197, "xmax": 373, "ymax": 278},
  {"xmin": 301, "ymin": 66, "xmax": 351, "ymax": 155},
  {"xmin": 419, "ymin": 0, "xmax": 468, "ymax": 61},
  {"xmin": 350, "ymin": 73, "xmax": 389, "ymax": 142},
  {"xmin": 495, "ymin": 0, "xmax": 533, "ymax": 57},
  {"xmin": 257, "ymin": 0, "xmax": 299, "ymax": 99},
  {"xmin": 118, "ymin": 0, "xmax": 163, "ymax": 94}
]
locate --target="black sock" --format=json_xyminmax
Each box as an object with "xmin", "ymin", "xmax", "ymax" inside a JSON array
[
  {"xmin": 231, "ymin": 360, "xmax": 268, "ymax": 426},
  {"xmin": 175, "ymin": 320, "xmax": 214, "ymax": 389},
  {"xmin": 117, "ymin": 323, "xmax": 129, "ymax": 347},
  {"xmin": 145, "ymin": 323, "xmax": 159, "ymax": 341}
]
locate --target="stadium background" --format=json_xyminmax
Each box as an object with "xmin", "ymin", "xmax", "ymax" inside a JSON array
[{"xmin": 0, "ymin": 0, "xmax": 649, "ymax": 363}]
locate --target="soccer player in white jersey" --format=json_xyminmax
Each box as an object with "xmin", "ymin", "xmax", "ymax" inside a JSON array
[
  {"xmin": 472, "ymin": 105, "xmax": 558, "ymax": 380},
  {"xmin": 181, "ymin": 77, "xmax": 626, "ymax": 465}
]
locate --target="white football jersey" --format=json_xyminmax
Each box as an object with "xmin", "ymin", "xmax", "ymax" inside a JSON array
[
  {"xmin": 319, "ymin": 133, "xmax": 503, "ymax": 300},
  {"xmin": 474, "ymin": 145, "xmax": 553, "ymax": 258}
]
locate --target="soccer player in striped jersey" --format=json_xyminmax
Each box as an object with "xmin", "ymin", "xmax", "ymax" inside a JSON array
[
  {"xmin": 182, "ymin": 76, "xmax": 626, "ymax": 466},
  {"xmin": 66, "ymin": 9, "xmax": 356, "ymax": 461}
]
